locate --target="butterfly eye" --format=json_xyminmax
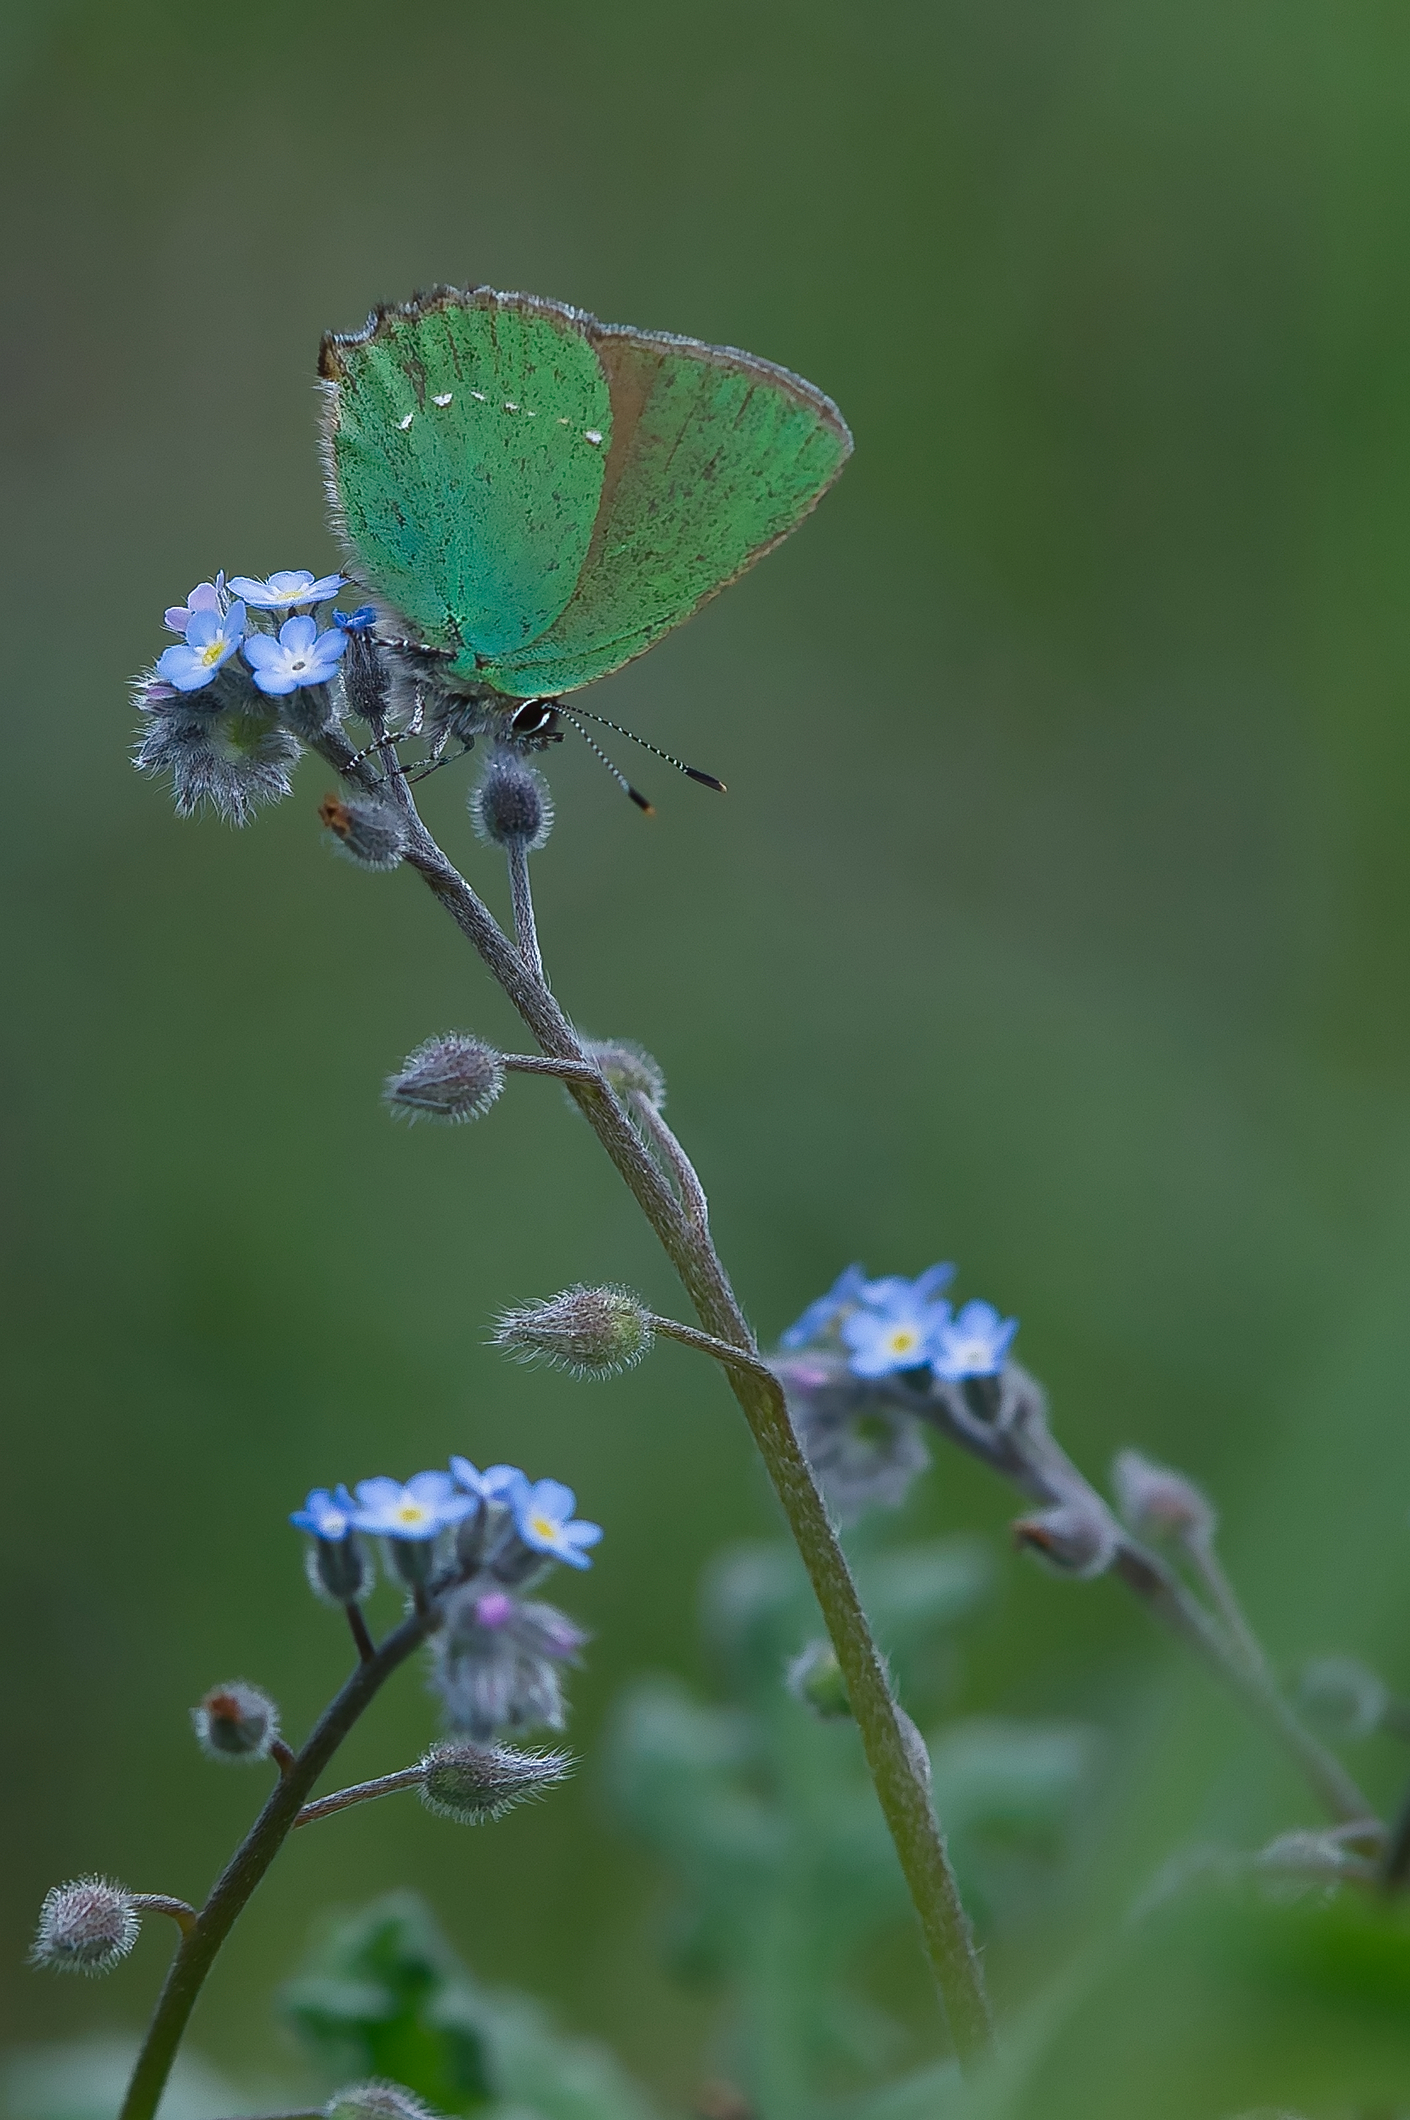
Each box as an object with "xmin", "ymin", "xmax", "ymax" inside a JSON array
[{"xmin": 510, "ymin": 700, "xmax": 559, "ymax": 740}]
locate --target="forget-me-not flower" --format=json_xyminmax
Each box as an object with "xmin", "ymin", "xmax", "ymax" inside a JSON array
[
  {"xmin": 511, "ymin": 1479, "xmax": 603, "ymax": 1569},
  {"xmin": 859, "ymin": 1262, "xmax": 955, "ymax": 1311},
  {"xmin": 352, "ymin": 1471, "xmax": 474, "ymax": 1540},
  {"xmin": 780, "ymin": 1263, "xmax": 868, "ymax": 1349},
  {"xmin": 227, "ymin": 568, "xmax": 347, "ymax": 609},
  {"xmin": 929, "ymin": 1299, "xmax": 1018, "ymax": 1380},
  {"xmin": 842, "ymin": 1278, "xmax": 953, "ymax": 1379},
  {"xmin": 155, "ymin": 602, "xmax": 247, "ymax": 693},
  {"xmin": 243, "ymin": 614, "xmax": 348, "ymax": 696},
  {"xmin": 290, "ymin": 1484, "xmax": 358, "ymax": 1539},
  {"xmin": 334, "ymin": 604, "xmax": 379, "ymax": 632},
  {"xmin": 164, "ymin": 576, "xmax": 226, "ymax": 633},
  {"xmin": 450, "ymin": 1456, "xmax": 529, "ymax": 1506}
]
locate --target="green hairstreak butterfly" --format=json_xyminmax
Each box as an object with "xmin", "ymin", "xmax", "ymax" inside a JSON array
[{"xmin": 317, "ymin": 286, "xmax": 852, "ymax": 755}]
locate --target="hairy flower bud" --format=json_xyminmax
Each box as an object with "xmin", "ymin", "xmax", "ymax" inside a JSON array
[
  {"xmin": 384, "ymin": 1033, "xmax": 505, "ymax": 1123},
  {"xmin": 581, "ymin": 1036, "xmax": 666, "ymax": 1110},
  {"xmin": 491, "ymin": 1284, "xmax": 654, "ymax": 1376},
  {"xmin": 337, "ymin": 626, "xmax": 393, "ymax": 725},
  {"xmin": 192, "ymin": 1680, "xmax": 280, "ymax": 1762},
  {"xmin": 306, "ymin": 1531, "xmax": 374, "ymax": 1605},
  {"xmin": 30, "ymin": 1877, "xmax": 140, "ymax": 1975},
  {"xmin": 1295, "ymin": 1655, "xmax": 1389, "ymax": 1741},
  {"xmin": 418, "ymin": 1738, "xmax": 573, "ymax": 1822},
  {"xmin": 786, "ymin": 1639, "xmax": 852, "ymax": 1721},
  {"xmin": 470, "ymin": 751, "xmax": 553, "ymax": 849},
  {"xmin": 1012, "ymin": 1497, "xmax": 1118, "ymax": 1579},
  {"xmin": 326, "ymin": 2085, "xmax": 436, "ymax": 2120},
  {"xmin": 318, "ymin": 794, "xmax": 409, "ymax": 872},
  {"xmin": 1111, "ymin": 1449, "xmax": 1215, "ymax": 1545}
]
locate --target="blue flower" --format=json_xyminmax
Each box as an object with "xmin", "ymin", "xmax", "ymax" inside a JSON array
[
  {"xmin": 450, "ymin": 1456, "xmax": 529, "ymax": 1505},
  {"xmin": 929, "ymin": 1299, "xmax": 1018, "ymax": 1380},
  {"xmin": 154, "ymin": 602, "xmax": 247, "ymax": 693},
  {"xmin": 780, "ymin": 1263, "xmax": 868, "ymax": 1348},
  {"xmin": 227, "ymin": 568, "xmax": 347, "ymax": 609},
  {"xmin": 859, "ymin": 1262, "xmax": 955, "ymax": 1310},
  {"xmin": 290, "ymin": 1484, "xmax": 358, "ymax": 1539},
  {"xmin": 511, "ymin": 1478, "xmax": 602, "ymax": 1569},
  {"xmin": 334, "ymin": 605, "xmax": 379, "ymax": 632},
  {"xmin": 242, "ymin": 614, "xmax": 348, "ymax": 696},
  {"xmin": 352, "ymin": 1471, "xmax": 475, "ymax": 1540},
  {"xmin": 164, "ymin": 575, "xmax": 226, "ymax": 633}
]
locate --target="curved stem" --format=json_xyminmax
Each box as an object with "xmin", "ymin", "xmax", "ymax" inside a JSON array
[
  {"xmin": 118, "ymin": 1607, "xmax": 433, "ymax": 2120},
  {"xmin": 130, "ymin": 1897, "xmax": 198, "ymax": 1939},
  {"xmin": 317, "ymin": 742, "xmax": 993, "ymax": 2064},
  {"xmin": 294, "ymin": 1764, "xmax": 427, "ymax": 1828}
]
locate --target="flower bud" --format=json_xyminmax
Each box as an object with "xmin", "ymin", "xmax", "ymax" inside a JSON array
[
  {"xmin": 470, "ymin": 751, "xmax": 553, "ymax": 849},
  {"xmin": 318, "ymin": 793, "xmax": 409, "ymax": 871},
  {"xmin": 326, "ymin": 2085, "xmax": 436, "ymax": 2120},
  {"xmin": 1111, "ymin": 1449, "xmax": 1215, "ymax": 1545},
  {"xmin": 581, "ymin": 1036, "xmax": 666, "ymax": 1110},
  {"xmin": 384, "ymin": 1033, "xmax": 505, "ymax": 1123},
  {"xmin": 418, "ymin": 1739, "xmax": 572, "ymax": 1822},
  {"xmin": 192, "ymin": 1680, "xmax": 281, "ymax": 1762},
  {"xmin": 306, "ymin": 1531, "xmax": 374, "ymax": 1605},
  {"xmin": 491, "ymin": 1284, "xmax": 654, "ymax": 1377},
  {"xmin": 337, "ymin": 625, "xmax": 393, "ymax": 724},
  {"xmin": 1012, "ymin": 1497, "xmax": 1118, "ymax": 1579},
  {"xmin": 30, "ymin": 1877, "xmax": 140, "ymax": 1975},
  {"xmin": 1294, "ymin": 1655, "xmax": 1388, "ymax": 1742},
  {"xmin": 786, "ymin": 1639, "xmax": 852, "ymax": 1721}
]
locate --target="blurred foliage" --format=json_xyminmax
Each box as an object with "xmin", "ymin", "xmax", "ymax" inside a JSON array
[
  {"xmin": 282, "ymin": 1894, "xmax": 657, "ymax": 2120},
  {"xmin": 606, "ymin": 1534, "xmax": 1093, "ymax": 2116},
  {"xmin": 10, "ymin": 0, "xmax": 1410, "ymax": 2108}
]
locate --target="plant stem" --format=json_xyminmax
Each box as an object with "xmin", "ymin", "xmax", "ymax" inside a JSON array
[
  {"xmin": 118, "ymin": 1607, "xmax": 434, "ymax": 2120},
  {"xmin": 312, "ymin": 741, "xmax": 994, "ymax": 2064},
  {"xmin": 1181, "ymin": 1533, "xmax": 1269, "ymax": 1677},
  {"xmin": 130, "ymin": 1897, "xmax": 198, "ymax": 1938},
  {"xmin": 506, "ymin": 841, "xmax": 544, "ymax": 985},
  {"xmin": 345, "ymin": 1603, "xmax": 376, "ymax": 1663},
  {"xmin": 294, "ymin": 1765, "xmax": 427, "ymax": 1827}
]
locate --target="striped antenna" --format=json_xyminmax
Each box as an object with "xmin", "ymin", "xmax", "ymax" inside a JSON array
[
  {"xmin": 556, "ymin": 706, "xmax": 655, "ymax": 813},
  {"xmin": 567, "ymin": 705, "xmax": 726, "ymax": 792}
]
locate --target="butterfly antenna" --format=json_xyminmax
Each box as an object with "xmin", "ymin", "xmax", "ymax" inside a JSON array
[
  {"xmin": 557, "ymin": 707, "xmax": 656, "ymax": 814},
  {"xmin": 568, "ymin": 705, "xmax": 727, "ymax": 792}
]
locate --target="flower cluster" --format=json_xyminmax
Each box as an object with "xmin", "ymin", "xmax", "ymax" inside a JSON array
[
  {"xmin": 134, "ymin": 568, "xmax": 362, "ymax": 824},
  {"xmin": 774, "ymin": 1264, "xmax": 1020, "ymax": 1523},
  {"xmin": 781, "ymin": 1262, "xmax": 1018, "ymax": 1384},
  {"xmin": 290, "ymin": 1456, "xmax": 602, "ymax": 1739}
]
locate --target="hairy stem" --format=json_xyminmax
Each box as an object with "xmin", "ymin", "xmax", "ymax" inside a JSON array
[
  {"xmin": 294, "ymin": 1765, "xmax": 426, "ymax": 1827},
  {"xmin": 1181, "ymin": 1533, "xmax": 1270, "ymax": 1677},
  {"xmin": 315, "ymin": 743, "xmax": 994, "ymax": 2063},
  {"xmin": 506, "ymin": 841, "xmax": 545, "ymax": 986},
  {"xmin": 118, "ymin": 1608, "xmax": 434, "ymax": 2120},
  {"xmin": 633, "ymin": 1092, "xmax": 711, "ymax": 1230},
  {"xmin": 130, "ymin": 1897, "xmax": 198, "ymax": 1939}
]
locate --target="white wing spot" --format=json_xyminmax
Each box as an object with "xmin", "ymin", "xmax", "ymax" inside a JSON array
[
  {"xmin": 397, "ymin": 413, "xmax": 415, "ymax": 430},
  {"xmin": 585, "ymin": 429, "xmax": 604, "ymax": 446},
  {"xmin": 526, "ymin": 408, "xmax": 537, "ymax": 417},
  {"xmin": 470, "ymin": 390, "xmax": 488, "ymax": 402},
  {"xmin": 557, "ymin": 417, "xmax": 570, "ymax": 425},
  {"xmin": 432, "ymin": 392, "xmax": 453, "ymax": 407},
  {"xmin": 503, "ymin": 401, "xmax": 520, "ymax": 412}
]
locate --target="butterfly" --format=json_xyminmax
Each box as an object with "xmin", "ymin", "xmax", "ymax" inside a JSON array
[{"xmin": 317, "ymin": 285, "xmax": 852, "ymax": 782}]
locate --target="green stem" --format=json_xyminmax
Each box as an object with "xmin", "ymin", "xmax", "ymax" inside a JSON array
[
  {"xmin": 118, "ymin": 1608, "xmax": 433, "ymax": 2120},
  {"xmin": 328, "ymin": 741, "xmax": 994, "ymax": 2064}
]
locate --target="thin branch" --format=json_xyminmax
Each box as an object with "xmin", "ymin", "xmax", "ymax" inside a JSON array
[
  {"xmin": 502, "ymin": 1054, "xmax": 605, "ymax": 1081},
  {"xmin": 904, "ymin": 1381, "xmax": 1377, "ymax": 1825},
  {"xmin": 632, "ymin": 1092, "xmax": 711, "ymax": 1232},
  {"xmin": 646, "ymin": 1312, "xmax": 781, "ymax": 1383},
  {"xmin": 345, "ymin": 1603, "xmax": 376, "ymax": 1663},
  {"xmin": 294, "ymin": 1765, "xmax": 426, "ymax": 1828},
  {"xmin": 506, "ymin": 841, "xmax": 545, "ymax": 986},
  {"xmin": 130, "ymin": 1897, "xmax": 198, "ymax": 1939},
  {"xmin": 1181, "ymin": 1533, "xmax": 1270, "ymax": 1677},
  {"xmin": 119, "ymin": 1607, "xmax": 435, "ymax": 2120},
  {"xmin": 268, "ymin": 1740, "xmax": 295, "ymax": 1778},
  {"xmin": 309, "ymin": 735, "xmax": 995, "ymax": 2066}
]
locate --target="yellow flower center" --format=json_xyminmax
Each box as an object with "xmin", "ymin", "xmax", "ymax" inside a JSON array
[
  {"xmin": 395, "ymin": 1503, "xmax": 429, "ymax": 1527},
  {"xmin": 886, "ymin": 1327, "xmax": 919, "ymax": 1356},
  {"xmin": 529, "ymin": 1514, "xmax": 558, "ymax": 1543},
  {"xmin": 200, "ymin": 638, "xmax": 226, "ymax": 666}
]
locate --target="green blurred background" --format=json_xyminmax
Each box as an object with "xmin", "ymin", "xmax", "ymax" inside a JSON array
[{"xmin": 7, "ymin": 0, "xmax": 1410, "ymax": 2105}]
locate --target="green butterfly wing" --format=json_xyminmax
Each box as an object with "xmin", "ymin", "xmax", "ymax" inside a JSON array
[
  {"xmin": 319, "ymin": 288, "xmax": 852, "ymax": 700},
  {"xmin": 319, "ymin": 289, "xmax": 612, "ymax": 661}
]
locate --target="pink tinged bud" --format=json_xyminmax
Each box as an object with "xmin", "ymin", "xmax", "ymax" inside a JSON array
[
  {"xmin": 1012, "ymin": 1498, "xmax": 1118, "ymax": 1579},
  {"xmin": 475, "ymin": 1591, "xmax": 515, "ymax": 1629},
  {"xmin": 192, "ymin": 1679, "xmax": 280, "ymax": 1761},
  {"xmin": 1111, "ymin": 1449, "xmax": 1215, "ymax": 1545}
]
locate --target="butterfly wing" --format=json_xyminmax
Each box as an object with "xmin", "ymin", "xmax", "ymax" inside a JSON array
[
  {"xmin": 318, "ymin": 288, "xmax": 612, "ymax": 661},
  {"xmin": 476, "ymin": 322, "xmax": 853, "ymax": 698}
]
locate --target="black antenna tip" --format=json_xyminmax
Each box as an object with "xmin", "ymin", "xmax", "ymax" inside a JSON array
[
  {"xmin": 684, "ymin": 767, "xmax": 728, "ymax": 793},
  {"xmin": 628, "ymin": 785, "xmax": 656, "ymax": 815}
]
